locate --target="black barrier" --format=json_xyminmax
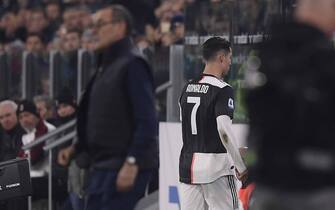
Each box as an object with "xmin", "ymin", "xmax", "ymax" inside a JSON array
[
  {"xmin": 0, "ymin": 52, "xmax": 22, "ymax": 99},
  {"xmin": 50, "ymin": 51, "xmax": 81, "ymax": 100},
  {"xmin": 50, "ymin": 51, "xmax": 62, "ymax": 99},
  {"xmin": 77, "ymin": 50, "xmax": 95, "ymax": 100},
  {"xmin": 0, "ymin": 158, "xmax": 32, "ymax": 201},
  {"xmin": 148, "ymin": 47, "xmax": 170, "ymax": 121},
  {"xmin": 50, "ymin": 51, "xmax": 72, "ymax": 99},
  {"xmin": 22, "ymin": 52, "xmax": 50, "ymax": 100},
  {"xmin": 0, "ymin": 53, "xmax": 10, "ymax": 99}
]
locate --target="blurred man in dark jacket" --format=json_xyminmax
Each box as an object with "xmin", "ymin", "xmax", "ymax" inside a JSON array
[
  {"xmin": 0, "ymin": 100, "xmax": 26, "ymax": 161},
  {"xmin": 34, "ymin": 95, "xmax": 56, "ymax": 125},
  {"xmin": 0, "ymin": 100, "xmax": 27, "ymax": 210},
  {"xmin": 54, "ymin": 90, "xmax": 80, "ymax": 210},
  {"xmin": 58, "ymin": 5, "xmax": 158, "ymax": 210},
  {"xmin": 53, "ymin": 91, "xmax": 78, "ymax": 209},
  {"xmin": 17, "ymin": 100, "xmax": 55, "ymax": 165},
  {"xmin": 17, "ymin": 100, "xmax": 57, "ymax": 207},
  {"xmin": 247, "ymin": 0, "xmax": 335, "ymax": 209}
]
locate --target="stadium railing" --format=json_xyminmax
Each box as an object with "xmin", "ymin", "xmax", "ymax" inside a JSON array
[{"xmin": 22, "ymin": 119, "xmax": 76, "ymax": 210}]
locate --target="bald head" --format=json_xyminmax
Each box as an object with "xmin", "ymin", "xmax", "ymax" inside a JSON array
[
  {"xmin": 295, "ymin": 0, "xmax": 335, "ymax": 36},
  {"xmin": 0, "ymin": 100, "xmax": 18, "ymax": 131}
]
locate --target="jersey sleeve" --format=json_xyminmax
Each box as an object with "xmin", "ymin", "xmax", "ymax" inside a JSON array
[{"xmin": 215, "ymin": 86, "xmax": 235, "ymax": 119}]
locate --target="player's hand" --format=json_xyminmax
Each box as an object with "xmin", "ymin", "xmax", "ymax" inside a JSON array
[
  {"xmin": 57, "ymin": 145, "xmax": 75, "ymax": 166},
  {"xmin": 116, "ymin": 162, "xmax": 139, "ymax": 192},
  {"xmin": 236, "ymin": 169, "xmax": 248, "ymax": 186}
]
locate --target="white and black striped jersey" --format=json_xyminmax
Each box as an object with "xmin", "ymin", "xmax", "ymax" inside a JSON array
[{"xmin": 179, "ymin": 74, "xmax": 236, "ymax": 184}]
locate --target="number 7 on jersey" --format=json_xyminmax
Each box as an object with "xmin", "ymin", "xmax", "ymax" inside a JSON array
[{"xmin": 187, "ymin": 96, "xmax": 200, "ymax": 135}]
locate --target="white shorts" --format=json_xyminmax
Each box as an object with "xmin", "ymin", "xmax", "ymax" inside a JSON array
[{"xmin": 179, "ymin": 175, "xmax": 243, "ymax": 210}]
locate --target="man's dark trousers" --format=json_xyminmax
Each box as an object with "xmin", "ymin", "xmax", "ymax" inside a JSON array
[{"xmin": 85, "ymin": 169, "xmax": 152, "ymax": 210}]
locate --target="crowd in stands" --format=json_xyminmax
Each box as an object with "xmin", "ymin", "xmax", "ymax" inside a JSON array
[
  {"xmin": 0, "ymin": 91, "xmax": 77, "ymax": 209},
  {"xmin": 0, "ymin": 0, "xmax": 187, "ymax": 209},
  {"xmin": 1, "ymin": 0, "xmax": 187, "ymax": 120},
  {"xmin": 0, "ymin": 0, "xmax": 185, "ymax": 55}
]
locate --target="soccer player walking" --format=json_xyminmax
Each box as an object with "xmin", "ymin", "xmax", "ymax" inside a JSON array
[{"xmin": 179, "ymin": 37, "xmax": 248, "ymax": 210}]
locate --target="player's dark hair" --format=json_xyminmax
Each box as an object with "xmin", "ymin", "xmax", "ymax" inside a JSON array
[{"xmin": 202, "ymin": 37, "xmax": 231, "ymax": 62}]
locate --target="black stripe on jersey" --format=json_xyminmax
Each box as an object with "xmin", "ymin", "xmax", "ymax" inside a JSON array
[
  {"xmin": 228, "ymin": 175, "xmax": 238, "ymax": 209},
  {"xmin": 227, "ymin": 176, "xmax": 236, "ymax": 209},
  {"xmin": 232, "ymin": 176, "xmax": 239, "ymax": 209}
]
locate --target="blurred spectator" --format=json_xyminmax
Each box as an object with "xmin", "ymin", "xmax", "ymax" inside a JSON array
[
  {"xmin": 16, "ymin": 8, "xmax": 32, "ymax": 30},
  {"xmin": 160, "ymin": 32, "xmax": 174, "ymax": 46},
  {"xmin": 235, "ymin": 0, "xmax": 267, "ymax": 34},
  {"xmin": 49, "ymin": 21, "xmax": 69, "ymax": 51},
  {"xmin": 185, "ymin": 0, "xmax": 229, "ymax": 35},
  {"xmin": 17, "ymin": 0, "xmax": 30, "ymax": 9},
  {"xmin": 170, "ymin": 14, "xmax": 184, "ymax": 44},
  {"xmin": 0, "ymin": 100, "xmax": 28, "ymax": 210},
  {"xmin": 25, "ymin": 33, "xmax": 45, "ymax": 55},
  {"xmin": 55, "ymin": 90, "xmax": 84, "ymax": 210},
  {"xmin": 144, "ymin": 24, "xmax": 158, "ymax": 46},
  {"xmin": 155, "ymin": 1, "xmax": 173, "ymax": 20},
  {"xmin": 63, "ymin": 29, "xmax": 81, "ymax": 52},
  {"xmin": 0, "ymin": 100, "xmax": 25, "ymax": 161},
  {"xmin": 52, "ymin": 91, "xmax": 79, "ymax": 210},
  {"xmin": 135, "ymin": 35, "xmax": 150, "ymax": 54},
  {"xmin": 62, "ymin": 29, "xmax": 81, "ymax": 95},
  {"xmin": 33, "ymin": 95, "xmax": 55, "ymax": 124},
  {"xmin": 54, "ymin": 91, "xmax": 77, "ymax": 126},
  {"xmin": 16, "ymin": 99, "xmax": 56, "ymax": 208},
  {"xmin": 1, "ymin": 0, "xmax": 184, "ymax": 109},
  {"xmin": 6, "ymin": 38, "xmax": 25, "ymax": 52},
  {"xmin": 25, "ymin": 33, "xmax": 51, "ymax": 96},
  {"xmin": 26, "ymin": 7, "xmax": 54, "ymax": 43},
  {"xmin": 247, "ymin": 0, "xmax": 335, "ymax": 210},
  {"xmin": 0, "ymin": 0, "xmax": 19, "ymax": 13},
  {"xmin": 47, "ymin": 34, "xmax": 62, "ymax": 51},
  {"xmin": 78, "ymin": 5, "xmax": 93, "ymax": 29},
  {"xmin": 62, "ymin": 6, "xmax": 82, "ymax": 31},
  {"xmin": 17, "ymin": 100, "xmax": 55, "ymax": 166},
  {"xmin": 45, "ymin": 1, "xmax": 62, "ymax": 33},
  {"xmin": 0, "ymin": 11, "xmax": 27, "ymax": 43},
  {"xmin": 3, "ymin": 40, "xmax": 24, "ymax": 98},
  {"xmin": 46, "ymin": 1, "xmax": 61, "ymax": 22},
  {"xmin": 81, "ymin": 29, "xmax": 96, "ymax": 50}
]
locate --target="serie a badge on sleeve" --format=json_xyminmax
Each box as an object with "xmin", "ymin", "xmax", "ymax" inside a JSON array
[{"xmin": 0, "ymin": 158, "xmax": 32, "ymax": 200}]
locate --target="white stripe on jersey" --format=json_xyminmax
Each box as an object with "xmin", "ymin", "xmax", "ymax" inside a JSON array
[
  {"xmin": 179, "ymin": 176, "xmax": 243, "ymax": 210},
  {"xmin": 227, "ymin": 175, "xmax": 239, "ymax": 209},
  {"xmin": 199, "ymin": 76, "xmax": 230, "ymax": 88},
  {"xmin": 191, "ymin": 152, "xmax": 235, "ymax": 184}
]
